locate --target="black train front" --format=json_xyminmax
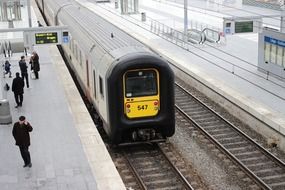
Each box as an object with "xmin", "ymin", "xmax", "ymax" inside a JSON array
[{"xmin": 39, "ymin": 0, "xmax": 175, "ymax": 144}]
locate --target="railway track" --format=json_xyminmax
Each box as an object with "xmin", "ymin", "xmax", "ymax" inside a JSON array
[
  {"xmin": 94, "ymin": 120, "xmax": 206, "ymax": 189},
  {"xmin": 110, "ymin": 143, "xmax": 208, "ymax": 190},
  {"xmin": 175, "ymin": 81, "xmax": 285, "ymax": 190}
]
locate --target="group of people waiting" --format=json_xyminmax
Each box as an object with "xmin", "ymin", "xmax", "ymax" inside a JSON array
[
  {"xmin": 10, "ymin": 51, "xmax": 40, "ymax": 108},
  {"xmin": 3, "ymin": 51, "xmax": 40, "ymax": 168}
]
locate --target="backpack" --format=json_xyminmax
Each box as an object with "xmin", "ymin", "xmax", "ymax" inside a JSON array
[
  {"xmin": 4, "ymin": 83, "xmax": 10, "ymax": 91},
  {"xmin": 4, "ymin": 61, "xmax": 10, "ymax": 71}
]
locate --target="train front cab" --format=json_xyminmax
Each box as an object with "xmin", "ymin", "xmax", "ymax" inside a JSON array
[
  {"xmin": 123, "ymin": 69, "xmax": 160, "ymax": 119},
  {"xmin": 107, "ymin": 53, "xmax": 175, "ymax": 144}
]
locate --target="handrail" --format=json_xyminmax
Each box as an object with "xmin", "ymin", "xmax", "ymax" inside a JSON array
[
  {"xmin": 24, "ymin": 47, "xmax": 28, "ymax": 56},
  {"xmin": 3, "ymin": 41, "xmax": 8, "ymax": 58},
  {"xmin": 202, "ymin": 27, "xmax": 221, "ymax": 43},
  {"xmin": 8, "ymin": 41, "xmax": 12, "ymax": 57},
  {"xmin": 149, "ymin": 19, "xmax": 285, "ymax": 85},
  {"xmin": 150, "ymin": 19, "xmax": 204, "ymax": 44},
  {"xmin": 0, "ymin": 43, "xmax": 3, "ymax": 57},
  {"xmin": 187, "ymin": 29, "xmax": 204, "ymax": 44}
]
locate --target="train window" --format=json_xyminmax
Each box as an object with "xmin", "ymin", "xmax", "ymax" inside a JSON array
[
  {"xmin": 277, "ymin": 46, "xmax": 283, "ymax": 66},
  {"xmin": 69, "ymin": 38, "xmax": 72, "ymax": 50},
  {"xmin": 75, "ymin": 44, "xmax": 78, "ymax": 60},
  {"xmin": 264, "ymin": 42, "xmax": 270, "ymax": 64},
  {"xmin": 125, "ymin": 70, "xmax": 157, "ymax": 97},
  {"xmin": 79, "ymin": 51, "xmax": 82, "ymax": 66},
  {"xmin": 93, "ymin": 70, "xmax": 96, "ymax": 99},
  {"xmin": 270, "ymin": 44, "xmax": 277, "ymax": 64},
  {"xmin": 72, "ymin": 40, "xmax": 75, "ymax": 54},
  {"xmin": 283, "ymin": 49, "xmax": 285, "ymax": 67},
  {"xmin": 86, "ymin": 60, "xmax": 89, "ymax": 87},
  {"xmin": 99, "ymin": 76, "xmax": 104, "ymax": 97}
]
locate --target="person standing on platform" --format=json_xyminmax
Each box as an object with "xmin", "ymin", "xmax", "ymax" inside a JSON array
[
  {"xmin": 19, "ymin": 56, "xmax": 29, "ymax": 88},
  {"xmin": 12, "ymin": 116, "xmax": 33, "ymax": 168},
  {"xmin": 12, "ymin": 72, "xmax": 24, "ymax": 108},
  {"xmin": 37, "ymin": 20, "xmax": 43, "ymax": 27},
  {"xmin": 30, "ymin": 51, "xmax": 40, "ymax": 79}
]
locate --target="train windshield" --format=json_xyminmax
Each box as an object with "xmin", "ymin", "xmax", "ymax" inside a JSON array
[{"xmin": 125, "ymin": 70, "xmax": 158, "ymax": 97}]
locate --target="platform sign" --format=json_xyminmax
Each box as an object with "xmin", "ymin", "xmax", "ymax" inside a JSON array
[
  {"xmin": 35, "ymin": 32, "xmax": 58, "ymax": 44},
  {"xmin": 235, "ymin": 21, "xmax": 253, "ymax": 33},
  {"xmin": 223, "ymin": 17, "xmax": 261, "ymax": 34},
  {"xmin": 23, "ymin": 26, "xmax": 69, "ymax": 47},
  {"xmin": 62, "ymin": 31, "xmax": 69, "ymax": 43},
  {"xmin": 225, "ymin": 27, "xmax": 231, "ymax": 34},
  {"xmin": 264, "ymin": 36, "xmax": 285, "ymax": 48}
]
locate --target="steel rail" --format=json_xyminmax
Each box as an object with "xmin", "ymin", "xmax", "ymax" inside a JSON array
[{"xmin": 156, "ymin": 143, "xmax": 194, "ymax": 190}]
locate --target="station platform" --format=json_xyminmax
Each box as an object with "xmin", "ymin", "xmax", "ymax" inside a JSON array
[
  {"xmin": 76, "ymin": 0, "xmax": 285, "ymax": 148},
  {"xmin": 0, "ymin": 1, "xmax": 125, "ymax": 189},
  {"xmin": 0, "ymin": 50, "xmax": 125, "ymax": 190}
]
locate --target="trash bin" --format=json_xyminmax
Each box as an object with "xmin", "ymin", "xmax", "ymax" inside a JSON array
[
  {"xmin": 0, "ymin": 99, "xmax": 12, "ymax": 124},
  {"xmin": 141, "ymin": 12, "xmax": 146, "ymax": 22}
]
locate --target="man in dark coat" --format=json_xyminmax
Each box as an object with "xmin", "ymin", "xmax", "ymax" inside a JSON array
[
  {"xmin": 30, "ymin": 52, "xmax": 40, "ymax": 79},
  {"xmin": 12, "ymin": 72, "xmax": 24, "ymax": 108},
  {"xmin": 19, "ymin": 55, "xmax": 29, "ymax": 88},
  {"xmin": 12, "ymin": 116, "xmax": 33, "ymax": 168}
]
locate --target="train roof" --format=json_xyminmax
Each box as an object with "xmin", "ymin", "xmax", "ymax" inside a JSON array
[{"xmin": 59, "ymin": 4, "xmax": 146, "ymax": 55}]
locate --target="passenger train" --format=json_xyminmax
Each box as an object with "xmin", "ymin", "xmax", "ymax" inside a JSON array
[{"xmin": 36, "ymin": 0, "xmax": 175, "ymax": 144}]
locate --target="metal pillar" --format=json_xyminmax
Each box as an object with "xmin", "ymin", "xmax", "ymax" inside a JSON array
[
  {"xmin": 0, "ymin": 1, "xmax": 21, "ymax": 22},
  {"xmin": 184, "ymin": 0, "xmax": 188, "ymax": 41},
  {"xmin": 27, "ymin": 0, "xmax": 32, "ymax": 27},
  {"xmin": 1, "ymin": 2, "xmax": 8, "ymax": 21},
  {"xmin": 281, "ymin": 1, "xmax": 285, "ymax": 33},
  {"xmin": 281, "ymin": 16, "xmax": 285, "ymax": 33},
  {"xmin": 120, "ymin": 0, "xmax": 139, "ymax": 14},
  {"xmin": 14, "ymin": 1, "xmax": 21, "ymax": 20}
]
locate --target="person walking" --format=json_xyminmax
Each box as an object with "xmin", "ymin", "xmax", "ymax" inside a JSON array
[
  {"xmin": 30, "ymin": 52, "xmax": 40, "ymax": 79},
  {"xmin": 12, "ymin": 116, "xmax": 33, "ymax": 168},
  {"xmin": 12, "ymin": 72, "xmax": 24, "ymax": 108},
  {"xmin": 19, "ymin": 55, "xmax": 29, "ymax": 88}
]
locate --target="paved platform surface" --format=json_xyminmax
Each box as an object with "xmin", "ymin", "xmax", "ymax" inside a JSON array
[
  {"xmin": 75, "ymin": 0, "xmax": 285, "ymax": 142},
  {"xmin": 0, "ymin": 47, "xmax": 124, "ymax": 190},
  {"xmin": 0, "ymin": 1, "xmax": 125, "ymax": 189}
]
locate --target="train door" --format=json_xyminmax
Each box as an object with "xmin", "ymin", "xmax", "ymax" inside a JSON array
[
  {"xmin": 89, "ymin": 57, "xmax": 97, "ymax": 101},
  {"xmin": 88, "ymin": 56, "xmax": 98, "ymax": 106},
  {"xmin": 85, "ymin": 57, "xmax": 93, "ymax": 101},
  {"xmin": 86, "ymin": 59, "xmax": 90, "ymax": 87}
]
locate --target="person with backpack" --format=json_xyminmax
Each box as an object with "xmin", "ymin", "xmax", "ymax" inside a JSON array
[{"xmin": 3, "ymin": 60, "xmax": 12, "ymax": 78}]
